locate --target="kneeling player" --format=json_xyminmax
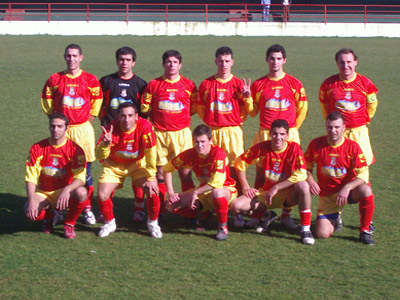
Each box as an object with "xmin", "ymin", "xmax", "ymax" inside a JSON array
[
  {"xmin": 25, "ymin": 113, "xmax": 88, "ymax": 239},
  {"xmin": 96, "ymin": 102, "xmax": 162, "ymax": 238},
  {"xmin": 163, "ymin": 124, "xmax": 237, "ymax": 241},
  {"xmin": 305, "ymin": 111, "xmax": 375, "ymax": 245},
  {"xmin": 231, "ymin": 119, "xmax": 314, "ymax": 245}
]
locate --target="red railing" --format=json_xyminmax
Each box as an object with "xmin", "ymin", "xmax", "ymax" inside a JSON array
[{"xmin": 1, "ymin": 3, "xmax": 400, "ymax": 24}]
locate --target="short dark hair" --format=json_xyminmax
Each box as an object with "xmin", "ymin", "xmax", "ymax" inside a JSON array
[
  {"xmin": 162, "ymin": 50, "xmax": 182, "ymax": 63},
  {"xmin": 266, "ymin": 44, "xmax": 286, "ymax": 59},
  {"xmin": 270, "ymin": 119, "xmax": 289, "ymax": 133},
  {"xmin": 335, "ymin": 48, "xmax": 358, "ymax": 62},
  {"xmin": 65, "ymin": 44, "xmax": 82, "ymax": 55},
  {"xmin": 49, "ymin": 112, "xmax": 69, "ymax": 127},
  {"xmin": 115, "ymin": 46, "xmax": 136, "ymax": 61},
  {"xmin": 326, "ymin": 111, "xmax": 345, "ymax": 123},
  {"xmin": 193, "ymin": 124, "xmax": 212, "ymax": 140},
  {"xmin": 117, "ymin": 102, "xmax": 139, "ymax": 114},
  {"xmin": 215, "ymin": 46, "xmax": 233, "ymax": 58}
]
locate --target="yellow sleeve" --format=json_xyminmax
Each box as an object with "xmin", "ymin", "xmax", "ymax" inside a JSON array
[
  {"xmin": 287, "ymin": 168, "xmax": 307, "ymax": 183},
  {"xmin": 355, "ymin": 166, "xmax": 369, "ymax": 184},
  {"xmin": 89, "ymin": 86, "xmax": 103, "ymax": 117},
  {"xmin": 163, "ymin": 161, "xmax": 177, "ymax": 174},
  {"xmin": 40, "ymin": 84, "xmax": 55, "ymax": 115},
  {"xmin": 72, "ymin": 166, "xmax": 86, "ymax": 184},
  {"xmin": 366, "ymin": 93, "xmax": 378, "ymax": 119},
  {"xmin": 244, "ymin": 96, "xmax": 258, "ymax": 118},
  {"xmin": 95, "ymin": 142, "xmax": 111, "ymax": 160},
  {"xmin": 141, "ymin": 92, "xmax": 152, "ymax": 114},
  {"xmin": 144, "ymin": 145, "xmax": 157, "ymax": 180},
  {"xmin": 296, "ymin": 101, "xmax": 308, "ymax": 129},
  {"xmin": 233, "ymin": 156, "xmax": 250, "ymax": 172},
  {"xmin": 196, "ymin": 91, "xmax": 207, "ymax": 120},
  {"xmin": 208, "ymin": 159, "xmax": 226, "ymax": 189},
  {"xmin": 25, "ymin": 156, "xmax": 43, "ymax": 185}
]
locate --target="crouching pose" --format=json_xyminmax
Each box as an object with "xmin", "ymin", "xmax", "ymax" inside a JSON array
[
  {"xmin": 231, "ymin": 119, "xmax": 314, "ymax": 245},
  {"xmin": 163, "ymin": 124, "xmax": 237, "ymax": 241},
  {"xmin": 96, "ymin": 102, "xmax": 162, "ymax": 238}
]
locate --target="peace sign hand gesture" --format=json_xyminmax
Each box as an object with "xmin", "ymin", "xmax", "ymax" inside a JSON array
[
  {"xmin": 242, "ymin": 78, "xmax": 251, "ymax": 98},
  {"xmin": 101, "ymin": 125, "xmax": 113, "ymax": 145}
]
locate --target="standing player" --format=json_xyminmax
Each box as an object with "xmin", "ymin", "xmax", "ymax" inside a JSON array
[
  {"xmin": 197, "ymin": 46, "xmax": 254, "ymax": 194},
  {"xmin": 141, "ymin": 49, "xmax": 197, "ymax": 220},
  {"xmin": 95, "ymin": 102, "xmax": 162, "ymax": 238},
  {"xmin": 231, "ymin": 119, "xmax": 314, "ymax": 245},
  {"xmin": 163, "ymin": 125, "xmax": 238, "ymax": 241},
  {"xmin": 25, "ymin": 113, "xmax": 88, "ymax": 239},
  {"xmin": 246, "ymin": 44, "xmax": 308, "ymax": 229},
  {"xmin": 41, "ymin": 44, "xmax": 103, "ymax": 225},
  {"xmin": 100, "ymin": 46, "xmax": 148, "ymax": 223},
  {"xmin": 305, "ymin": 111, "xmax": 375, "ymax": 245},
  {"xmin": 319, "ymin": 48, "xmax": 378, "ymax": 166}
]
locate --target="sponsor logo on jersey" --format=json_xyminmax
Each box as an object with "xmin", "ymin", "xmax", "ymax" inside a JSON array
[
  {"xmin": 321, "ymin": 166, "xmax": 347, "ymax": 178},
  {"xmin": 158, "ymin": 100, "xmax": 184, "ymax": 112},
  {"xmin": 42, "ymin": 166, "xmax": 66, "ymax": 177},
  {"xmin": 335, "ymin": 99, "xmax": 361, "ymax": 112},
  {"xmin": 116, "ymin": 150, "xmax": 139, "ymax": 159},
  {"xmin": 110, "ymin": 98, "xmax": 132, "ymax": 109},
  {"xmin": 62, "ymin": 96, "xmax": 85, "ymax": 108},
  {"xmin": 265, "ymin": 98, "xmax": 291, "ymax": 111},
  {"xmin": 210, "ymin": 100, "xmax": 233, "ymax": 113}
]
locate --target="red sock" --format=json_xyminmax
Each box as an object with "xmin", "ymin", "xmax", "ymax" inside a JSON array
[
  {"xmin": 173, "ymin": 207, "xmax": 198, "ymax": 218},
  {"xmin": 158, "ymin": 182, "xmax": 167, "ymax": 215},
  {"xmin": 213, "ymin": 197, "xmax": 229, "ymax": 227},
  {"xmin": 34, "ymin": 209, "xmax": 48, "ymax": 221},
  {"xmin": 359, "ymin": 194, "xmax": 375, "ymax": 232},
  {"xmin": 300, "ymin": 209, "xmax": 312, "ymax": 227},
  {"xmin": 98, "ymin": 198, "xmax": 114, "ymax": 222},
  {"xmin": 147, "ymin": 194, "xmax": 160, "ymax": 221},
  {"xmin": 181, "ymin": 180, "xmax": 195, "ymax": 192},
  {"xmin": 65, "ymin": 198, "xmax": 89, "ymax": 226},
  {"xmin": 252, "ymin": 210, "xmax": 264, "ymax": 220},
  {"xmin": 133, "ymin": 185, "xmax": 145, "ymax": 212},
  {"xmin": 84, "ymin": 185, "xmax": 94, "ymax": 212}
]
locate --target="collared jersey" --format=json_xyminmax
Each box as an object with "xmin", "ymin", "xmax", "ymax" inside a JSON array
[
  {"xmin": 25, "ymin": 138, "xmax": 86, "ymax": 192},
  {"xmin": 305, "ymin": 136, "xmax": 369, "ymax": 196},
  {"xmin": 319, "ymin": 73, "xmax": 378, "ymax": 128},
  {"xmin": 234, "ymin": 140, "xmax": 307, "ymax": 191},
  {"xmin": 41, "ymin": 69, "xmax": 103, "ymax": 125},
  {"xmin": 164, "ymin": 145, "xmax": 236, "ymax": 190},
  {"xmin": 141, "ymin": 75, "xmax": 197, "ymax": 131},
  {"xmin": 100, "ymin": 72, "xmax": 147, "ymax": 126},
  {"xmin": 251, "ymin": 73, "xmax": 307, "ymax": 129}
]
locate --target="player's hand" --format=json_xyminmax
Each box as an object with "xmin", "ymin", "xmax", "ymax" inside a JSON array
[
  {"xmin": 309, "ymin": 181, "xmax": 321, "ymax": 195},
  {"xmin": 243, "ymin": 187, "xmax": 258, "ymax": 199},
  {"xmin": 143, "ymin": 179, "xmax": 159, "ymax": 196},
  {"xmin": 336, "ymin": 186, "xmax": 350, "ymax": 206},
  {"xmin": 26, "ymin": 200, "xmax": 38, "ymax": 221},
  {"xmin": 101, "ymin": 125, "xmax": 113, "ymax": 145},
  {"xmin": 265, "ymin": 185, "xmax": 278, "ymax": 206},
  {"xmin": 190, "ymin": 191, "xmax": 199, "ymax": 210},
  {"xmin": 56, "ymin": 187, "xmax": 71, "ymax": 210},
  {"xmin": 242, "ymin": 78, "xmax": 251, "ymax": 98},
  {"xmin": 168, "ymin": 193, "xmax": 180, "ymax": 204}
]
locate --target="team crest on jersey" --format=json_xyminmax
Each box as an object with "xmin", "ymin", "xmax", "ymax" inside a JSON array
[
  {"xmin": 274, "ymin": 89, "xmax": 281, "ymax": 98},
  {"xmin": 69, "ymin": 87, "xmax": 75, "ymax": 96},
  {"xmin": 126, "ymin": 143, "xmax": 133, "ymax": 151},
  {"xmin": 218, "ymin": 92, "xmax": 225, "ymax": 101},
  {"xmin": 330, "ymin": 156, "xmax": 337, "ymax": 166},
  {"xmin": 52, "ymin": 157, "xmax": 59, "ymax": 166},
  {"xmin": 120, "ymin": 89, "xmax": 128, "ymax": 98},
  {"xmin": 169, "ymin": 92, "xmax": 175, "ymax": 101},
  {"xmin": 273, "ymin": 162, "xmax": 280, "ymax": 172}
]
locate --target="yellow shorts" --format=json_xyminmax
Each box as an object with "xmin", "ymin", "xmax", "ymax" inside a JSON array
[
  {"xmin": 155, "ymin": 127, "xmax": 192, "ymax": 166},
  {"xmin": 67, "ymin": 121, "xmax": 96, "ymax": 163},
  {"xmin": 252, "ymin": 127, "xmax": 300, "ymax": 146},
  {"xmin": 210, "ymin": 126, "xmax": 244, "ymax": 166},
  {"xmin": 344, "ymin": 125, "xmax": 374, "ymax": 166},
  {"xmin": 254, "ymin": 188, "xmax": 294, "ymax": 210},
  {"xmin": 317, "ymin": 192, "xmax": 356, "ymax": 216},
  {"xmin": 195, "ymin": 188, "xmax": 238, "ymax": 212},
  {"xmin": 34, "ymin": 188, "xmax": 64, "ymax": 208},
  {"xmin": 98, "ymin": 159, "xmax": 149, "ymax": 189}
]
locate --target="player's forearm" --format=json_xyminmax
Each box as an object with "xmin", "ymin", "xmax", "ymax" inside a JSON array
[
  {"xmin": 236, "ymin": 170, "xmax": 251, "ymax": 190},
  {"xmin": 164, "ymin": 171, "xmax": 175, "ymax": 195},
  {"xmin": 343, "ymin": 178, "xmax": 365, "ymax": 192},
  {"xmin": 66, "ymin": 178, "xmax": 85, "ymax": 193},
  {"xmin": 194, "ymin": 184, "xmax": 213, "ymax": 196},
  {"xmin": 26, "ymin": 182, "xmax": 37, "ymax": 202},
  {"xmin": 273, "ymin": 179, "xmax": 294, "ymax": 192}
]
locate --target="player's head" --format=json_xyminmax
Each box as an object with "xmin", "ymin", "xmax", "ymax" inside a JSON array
[
  {"xmin": 117, "ymin": 102, "xmax": 139, "ymax": 131},
  {"xmin": 335, "ymin": 48, "xmax": 358, "ymax": 80},
  {"xmin": 192, "ymin": 124, "xmax": 212, "ymax": 156},
  {"xmin": 162, "ymin": 50, "xmax": 182, "ymax": 78},
  {"xmin": 64, "ymin": 44, "xmax": 83, "ymax": 73},
  {"xmin": 326, "ymin": 111, "xmax": 346, "ymax": 144},
  {"xmin": 270, "ymin": 119, "xmax": 289, "ymax": 151},
  {"xmin": 215, "ymin": 46, "xmax": 234, "ymax": 77},
  {"xmin": 266, "ymin": 44, "xmax": 286, "ymax": 74},
  {"xmin": 116, "ymin": 47, "xmax": 136, "ymax": 77},
  {"xmin": 49, "ymin": 113, "xmax": 69, "ymax": 142}
]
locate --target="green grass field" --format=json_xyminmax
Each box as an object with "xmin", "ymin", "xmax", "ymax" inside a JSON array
[{"xmin": 1, "ymin": 35, "xmax": 399, "ymax": 299}]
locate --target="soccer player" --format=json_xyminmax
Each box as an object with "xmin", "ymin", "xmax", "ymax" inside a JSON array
[
  {"xmin": 141, "ymin": 49, "xmax": 197, "ymax": 220},
  {"xmin": 41, "ymin": 44, "xmax": 103, "ymax": 225},
  {"xmin": 246, "ymin": 44, "xmax": 308, "ymax": 229},
  {"xmin": 163, "ymin": 124, "xmax": 237, "ymax": 241},
  {"xmin": 25, "ymin": 113, "xmax": 88, "ymax": 239},
  {"xmin": 231, "ymin": 119, "xmax": 314, "ymax": 245},
  {"xmin": 197, "ymin": 46, "xmax": 253, "ymax": 193},
  {"xmin": 100, "ymin": 46, "xmax": 148, "ymax": 223},
  {"xmin": 305, "ymin": 111, "xmax": 375, "ymax": 245},
  {"xmin": 319, "ymin": 48, "xmax": 378, "ymax": 166},
  {"xmin": 95, "ymin": 102, "xmax": 162, "ymax": 238}
]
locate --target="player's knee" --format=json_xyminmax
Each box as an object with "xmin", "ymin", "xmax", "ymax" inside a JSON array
[
  {"xmin": 295, "ymin": 180, "xmax": 310, "ymax": 195},
  {"xmin": 359, "ymin": 184, "xmax": 373, "ymax": 198},
  {"xmin": 212, "ymin": 188, "xmax": 226, "ymax": 199},
  {"xmin": 97, "ymin": 189, "xmax": 110, "ymax": 202},
  {"xmin": 74, "ymin": 187, "xmax": 88, "ymax": 202}
]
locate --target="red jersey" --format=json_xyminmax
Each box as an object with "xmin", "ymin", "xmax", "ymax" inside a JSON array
[
  {"xmin": 305, "ymin": 136, "xmax": 369, "ymax": 196},
  {"xmin": 25, "ymin": 138, "xmax": 86, "ymax": 192},
  {"xmin": 164, "ymin": 145, "xmax": 236, "ymax": 190},
  {"xmin": 234, "ymin": 140, "xmax": 307, "ymax": 191},
  {"xmin": 41, "ymin": 69, "xmax": 103, "ymax": 125},
  {"xmin": 198, "ymin": 74, "xmax": 246, "ymax": 127},
  {"xmin": 96, "ymin": 117, "xmax": 156, "ymax": 165},
  {"xmin": 319, "ymin": 73, "xmax": 378, "ymax": 128},
  {"xmin": 141, "ymin": 75, "xmax": 197, "ymax": 131},
  {"xmin": 251, "ymin": 73, "xmax": 307, "ymax": 129}
]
